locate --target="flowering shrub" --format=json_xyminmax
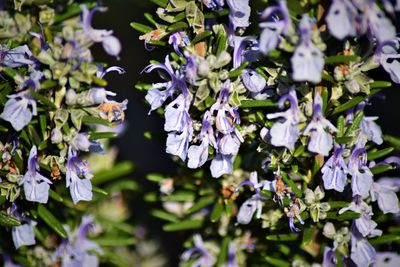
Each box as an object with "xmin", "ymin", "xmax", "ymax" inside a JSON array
[
  {"xmin": 133, "ymin": 0, "xmax": 400, "ymax": 265},
  {"xmin": 0, "ymin": 1, "xmax": 167, "ymax": 266}
]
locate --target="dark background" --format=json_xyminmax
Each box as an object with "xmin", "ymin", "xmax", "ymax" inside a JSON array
[{"xmin": 92, "ymin": 1, "xmax": 400, "ymax": 265}]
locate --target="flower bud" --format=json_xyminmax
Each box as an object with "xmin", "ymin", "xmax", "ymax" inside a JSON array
[{"xmin": 51, "ymin": 128, "xmax": 63, "ymax": 144}]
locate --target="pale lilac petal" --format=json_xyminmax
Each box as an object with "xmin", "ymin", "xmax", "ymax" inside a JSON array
[
  {"xmin": 218, "ymin": 134, "xmax": 241, "ymax": 155},
  {"xmin": 226, "ymin": 0, "xmax": 251, "ymax": 30},
  {"xmin": 70, "ymin": 179, "xmax": 93, "ymax": 204},
  {"xmin": 187, "ymin": 140, "xmax": 209, "ymax": 169},
  {"xmin": 12, "ymin": 221, "xmax": 36, "ymax": 249},
  {"xmin": 210, "ymin": 154, "xmax": 233, "ymax": 178},
  {"xmin": 237, "ymin": 197, "xmax": 258, "ymax": 224},
  {"xmin": 102, "ymin": 35, "xmax": 121, "ymax": 58},
  {"xmin": 351, "ymin": 169, "xmax": 373, "ymax": 198},
  {"xmin": 360, "ymin": 117, "xmax": 383, "ymax": 145},
  {"xmin": 375, "ymin": 253, "xmax": 400, "ymax": 267},
  {"xmin": 307, "ymin": 127, "xmax": 333, "ymax": 156},
  {"xmin": 166, "ymin": 130, "xmax": 191, "ymax": 161},
  {"xmin": 241, "ymin": 69, "xmax": 266, "ymax": 93},
  {"xmin": 291, "ymin": 42, "xmax": 324, "ymax": 83},
  {"xmin": 326, "ymin": 0, "xmax": 357, "ymax": 40},
  {"xmin": 0, "ymin": 97, "xmax": 32, "ymax": 131}
]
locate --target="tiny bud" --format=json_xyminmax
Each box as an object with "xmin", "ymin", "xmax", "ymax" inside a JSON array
[{"xmin": 51, "ymin": 128, "xmax": 63, "ymax": 144}]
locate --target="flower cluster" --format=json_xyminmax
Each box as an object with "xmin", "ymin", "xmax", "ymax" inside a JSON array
[{"xmin": 135, "ymin": 0, "xmax": 400, "ymax": 265}]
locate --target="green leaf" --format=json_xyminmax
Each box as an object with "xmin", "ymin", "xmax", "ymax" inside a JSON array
[
  {"xmin": 328, "ymin": 201, "xmax": 350, "ymax": 209},
  {"xmin": 53, "ymin": 3, "xmax": 94, "ymax": 24},
  {"xmin": 322, "ymin": 72, "xmax": 335, "ymax": 84},
  {"xmin": 93, "ymin": 237, "xmax": 135, "ymax": 246},
  {"xmin": 92, "ymin": 162, "xmax": 134, "ymax": 184},
  {"xmin": 191, "ymin": 30, "xmax": 213, "ymax": 44},
  {"xmin": 187, "ymin": 196, "xmax": 214, "ymax": 214},
  {"xmin": 82, "ymin": 116, "xmax": 112, "ymax": 127},
  {"xmin": 89, "ymin": 132, "xmax": 117, "ymax": 140},
  {"xmin": 335, "ymin": 137, "xmax": 353, "ymax": 144},
  {"xmin": 163, "ymin": 191, "xmax": 195, "ymax": 202},
  {"xmin": 151, "ymin": 209, "xmax": 179, "ymax": 223},
  {"xmin": 326, "ymin": 211, "xmax": 360, "ymax": 221},
  {"xmin": 215, "ymin": 29, "xmax": 227, "ymax": 56},
  {"xmin": 146, "ymin": 173, "xmax": 165, "ymax": 183},
  {"xmin": 336, "ymin": 115, "xmax": 345, "ymax": 137},
  {"xmin": 325, "ymin": 55, "xmax": 359, "ymax": 64},
  {"xmin": 163, "ymin": 219, "xmax": 203, "ymax": 231},
  {"xmin": 39, "ymin": 115, "xmax": 47, "ymax": 139},
  {"xmin": 150, "ymin": 0, "xmax": 168, "ymax": 7},
  {"xmin": 240, "ymin": 99, "xmax": 278, "ymax": 108},
  {"xmin": 204, "ymin": 8, "xmax": 229, "ymax": 18},
  {"xmin": 105, "ymin": 180, "xmax": 138, "ymax": 192},
  {"xmin": 281, "ymin": 172, "xmax": 302, "ymax": 198},
  {"xmin": 367, "ymin": 147, "xmax": 394, "ymax": 161},
  {"xmin": 0, "ymin": 211, "xmax": 21, "ymax": 227},
  {"xmin": 370, "ymin": 234, "xmax": 400, "ymax": 245},
  {"xmin": 40, "ymin": 80, "xmax": 58, "ymax": 90},
  {"xmin": 302, "ymin": 226, "xmax": 316, "ymax": 245},
  {"xmin": 216, "ymin": 237, "xmax": 230, "ymax": 266},
  {"xmin": 265, "ymin": 256, "xmax": 291, "ymax": 267},
  {"xmin": 384, "ymin": 135, "xmax": 400, "ymax": 151},
  {"xmin": 210, "ymin": 202, "xmax": 223, "ymax": 222},
  {"xmin": 266, "ymin": 233, "xmax": 299, "ymax": 241},
  {"xmin": 370, "ymin": 81, "xmax": 392, "ymax": 89},
  {"xmin": 147, "ymin": 40, "xmax": 167, "ymax": 46},
  {"xmin": 167, "ymin": 21, "xmax": 189, "ymax": 32},
  {"xmin": 229, "ymin": 61, "xmax": 249, "ymax": 79},
  {"xmin": 370, "ymin": 165, "xmax": 394, "ymax": 175},
  {"xmin": 37, "ymin": 205, "xmax": 67, "ymax": 238},
  {"xmin": 92, "ymin": 186, "xmax": 108, "ymax": 196},
  {"xmin": 49, "ymin": 189, "xmax": 63, "ymax": 202},
  {"xmin": 345, "ymin": 111, "xmax": 364, "ymax": 136},
  {"xmin": 29, "ymin": 90, "xmax": 57, "ymax": 110},
  {"xmin": 332, "ymin": 96, "xmax": 364, "ymax": 115}
]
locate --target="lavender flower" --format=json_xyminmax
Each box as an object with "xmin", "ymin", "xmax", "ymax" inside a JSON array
[
  {"xmin": 203, "ymin": 0, "xmax": 224, "ymax": 10},
  {"xmin": 350, "ymin": 224, "xmax": 376, "ymax": 266},
  {"xmin": 259, "ymin": 0, "xmax": 291, "ymax": 54},
  {"xmin": 226, "ymin": 0, "xmax": 251, "ymax": 30},
  {"xmin": 321, "ymin": 145, "xmax": 348, "ymax": 192},
  {"xmin": 168, "ymin": 31, "xmax": 189, "ymax": 56},
  {"xmin": 53, "ymin": 216, "xmax": 102, "ymax": 267},
  {"xmin": 241, "ymin": 69, "xmax": 266, "ymax": 93},
  {"xmin": 237, "ymin": 194, "xmax": 265, "ymax": 224},
  {"xmin": 348, "ymin": 146, "xmax": 373, "ymax": 198},
  {"xmin": 0, "ymin": 91, "xmax": 37, "ymax": 131},
  {"xmin": 266, "ymin": 87, "xmax": 300, "ymax": 150},
  {"xmin": 303, "ymin": 93, "xmax": 337, "ymax": 156},
  {"xmin": 181, "ymin": 234, "xmax": 215, "ymax": 267},
  {"xmin": 1, "ymin": 45, "xmax": 34, "ymax": 68},
  {"xmin": 291, "ymin": 15, "xmax": 324, "ymax": 83},
  {"xmin": 231, "ymin": 36, "xmax": 258, "ymax": 69},
  {"xmin": 3, "ymin": 255, "xmax": 22, "ymax": 267},
  {"xmin": 375, "ymin": 252, "xmax": 400, "ymax": 267},
  {"xmin": 66, "ymin": 148, "xmax": 93, "ymax": 204},
  {"xmin": 10, "ymin": 204, "xmax": 36, "ymax": 249},
  {"xmin": 360, "ymin": 116, "xmax": 383, "ymax": 145},
  {"xmin": 210, "ymin": 154, "xmax": 233, "ymax": 178},
  {"xmin": 376, "ymin": 37, "xmax": 400, "ymax": 84},
  {"xmin": 322, "ymin": 247, "xmax": 336, "ymax": 267},
  {"xmin": 20, "ymin": 146, "xmax": 52, "ymax": 203},
  {"xmin": 81, "ymin": 5, "xmax": 121, "ymax": 58},
  {"xmin": 187, "ymin": 112, "xmax": 216, "ymax": 169},
  {"xmin": 370, "ymin": 182, "xmax": 400, "ymax": 214},
  {"xmin": 71, "ymin": 133, "xmax": 103, "ymax": 153},
  {"xmin": 222, "ymin": 242, "xmax": 239, "ymax": 267},
  {"xmin": 326, "ymin": 0, "xmax": 357, "ymax": 40},
  {"xmin": 286, "ymin": 201, "xmax": 304, "ymax": 232}
]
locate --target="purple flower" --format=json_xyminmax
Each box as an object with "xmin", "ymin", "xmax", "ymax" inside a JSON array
[
  {"xmin": 350, "ymin": 224, "xmax": 376, "ymax": 266},
  {"xmin": 259, "ymin": 0, "xmax": 291, "ymax": 54},
  {"xmin": 53, "ymin": 216, "xmax": 102, "ymax": 267},
  {"xmin": 1, "ymin": 45, "xmax": 34, "ymax": 68},
  {"xmin": 326, "ymin": 0, "xmax": 357, "ymax": 40},
  {"xmin": 166, "ymin": 127, "xmax": 193, "ymax": 161},
  {"xmin": 203, "ymin": 0, "xmax": 224, "ymax": 10},
  {"xmin": 222, "ymin": 242, "xmax": 239, "ymax": 267},
  {"xmin": 3, "ymin": 255, "xmax": 22, "ymax": 267},
  {"xmin": 66, "ymin": 148, "xmax": 93, "ymax": 204},
  {"xmin": 348, "ymin": 147, "xmax": 373, "ymax": 198},
  {"xmin": 376, "ymin": 37, "xmax": 400, "ymax": 84},
  {"xmin": 210, "ymin": 154, "xmax": 233, "ymax": 178},
  {"xmin": 168, "ymin": 31, "xmax": 189, "ymax": 56},
  {"xmin": 370, "ymin": 182, "xmax": 400, "ymax": 214},
  {"xmin": 81, "ymin": 5, "xmax": 121, "ymax": 58},
  {"xmin": 323, "ymin": 247, "xmax": 336, "ymax": 267},
  {"xmin": 0, "ymin": 91, "xmax": 37, "ymax": 131},
  {"xmin": 231, "ymin": 36, "xmax": 259, "ymax": 69},
  {"xmin": 20, "ymin": 146, "xmax": 52, "ymax": 203},
  {"xmin": 187, "ymin": 112, "xmax": 216, "ymax": 169},
  {"xmin": 181, "ymin": 234, "xmax": 215, "ymax": 267},
  {"xmin": 210, "ymin": 82, "xmax": 241, "ymax": 135},
  {"xmin": 237, "ymin": 194, "xmax": 264, "ymax": 225},
  {"xmin": 360, "ymin": 116, "xmax": 383, "ymax": 145},
  {"xmin": 375, "ymin": 252, "xmax": 400, "ymax": 267},
  {"xmin": 241, "ymin": 69, "xmax": 266, "ymax": 93},
  {"xmin": 226, "ymin": 0, "xmax": 251, "ymax": 30},
  {"xmin": 164, "ymin": 94, "xmax": 191, "ymax": 132},
  {"xmin": 304, "ymin": 93, "xmax": 337, "ymax": 156},
  {"xmin": 144, "ymin": 56, "xmax": 187, "ymax": 113},
  {"xmin": 71, "ymin": 133, "xmax": 103, "ymax": 153},
  {"xmin": 321, "ymin": 145, "xmax": 348, "ymax": 192},
  {"xmin": 266, "ymin": 87, "xmax": 300, "ymax": 150},
  {"xmin": 10, "ymin": 204, "xmax": 36, "ymax": 249},
  {"xmin": 291, "ymin": 15, "xmax": 324, "ymax": 83}
]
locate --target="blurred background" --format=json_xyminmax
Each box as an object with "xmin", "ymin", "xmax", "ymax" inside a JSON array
[{"xmin": 91, "ymin": 0, "xmax": 400, "ymax": 265}]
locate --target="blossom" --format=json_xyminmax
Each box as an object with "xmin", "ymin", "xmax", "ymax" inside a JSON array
[
  {"xmin": 241, "ymin": 69, "xmax": 266, "ymax": 93},
  {"xmin": 181, "ymin": 234, "xmax": 215, "ymax": 267},
  {"xmin": 226, "ymin": 0, "xmax": 251, "ymax": 30},
  {"xmin": 0, "ymin": 91, "xmax": 37, "ymax": 131},
  {"xmin": 53, "ymin": 216, "xmax": 102, "ymax": 267},
  {"xmin": 322, "ymin": 247, "xmax": 336, "ymax": 267},
  {"xmin": 222, "ymin": 242, "xmax": 239, "ymax": 267},
  {"xmin": 259, "ymin": 0, "xmax": 291, "ymax": 54},
  {"xmin": 326, "ymin": 0, "xmax": 357, "ymax": 40},
  {"xmin": 291, "ymin": 15, "xmax": 324, "ymax": 83},
  {"xmin": 231, "ymin": 36, "xmax": 258, "ymax": 69},
  {"xmin": 10, "ymin": 204, "xmax": 36, "ymax": 249},
  {"xmin": 237, "ymin": 194, "xmax": 265, "ymax": 225},
  {"xmin": 20, "ymin": 146, "xmax": 52, "ymax": 203},
  {"xmin": 71, "ymin": 133, "xmax": 103, "ymax": 153},
  {"xmin": 81, "ymin": 5, "xmax": 121, "ymax": 58},
  {"xmin": 376, "ymin": 37, "xmax": 400, "ymax": 84},
  {"xmin": 321, "ymin": 145, "xmax": 348, "ymax": 192},
  {"xmin": 266, "ymin": 87, "xmax": 300, "ymax": 150},
  {"xmin": 348, "ymin": 147, "xmax": 373, "ymax": 198},
  {"xmin": 210, "ymin": 154, "xmax": 233, "ymax": 178},
  {"xmin": 286, "ymin": 201, "xmax": 304, "ymax": 232},
  {"xmin": 1, "ymin": 45, "xmax": 34, "ymax": 68},
  {"xmin": 168, "ymin": 31, "xmax": 189, "ymax": 56},
  {"xmin": 187, "ymin": 112, "xmax": 216, "ymax": 169},
  {"xmin": 203, "ymin": 0, "xmax": 224, "ymax": 10},
  {"xmin": 303, "ymin": 92, "xmax": 337, "ymax": 156},
  {"xmin": 166, "ymin": 127, "xmax": 193, "ymax": 161},
  {"xmin": 350, "ymin": 224, "xmax": 376, "ymax": 266},
  {"xmin": 375, "ymin": 252, "xmax": 400, "ymax": 267},
  {"xmin": 370, "ymin": 182, "xmax": 400, "ymax": 214},
  {"xmin": 360, "ymin": 116, "xmax": 383, "ymax": 145},
  {"xmin": 66, "ymin": 148, "xmax": 93, "ymax": 204},
  {"xmin": 3, "ymin": 255, "xmax": 22, "ymax": 267}
]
